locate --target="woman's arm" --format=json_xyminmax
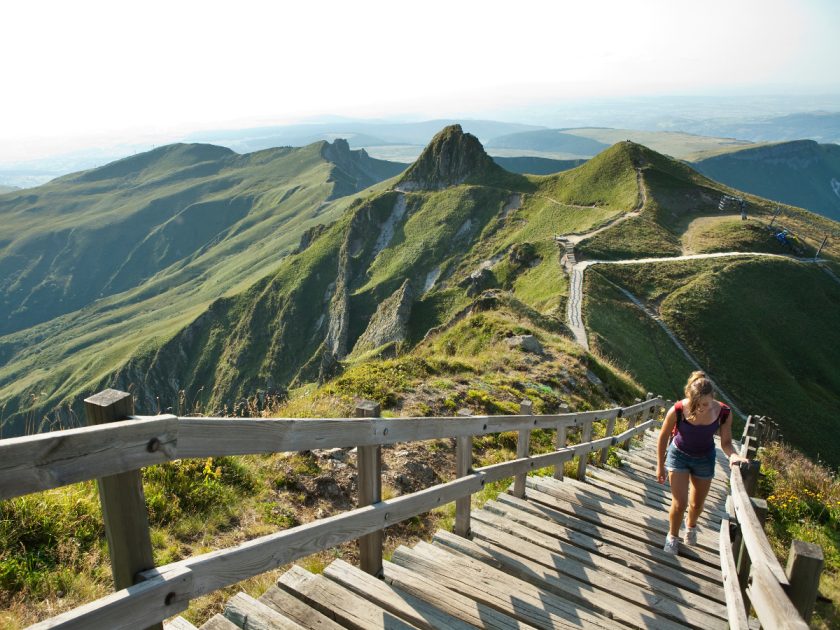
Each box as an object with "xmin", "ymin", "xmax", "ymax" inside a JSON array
[
  {"xmin": 656, "ymin": 406, "xmax": 677, "ymax": 483},
  {"xmin": 719, "ymin": 414, "xmax": 749, "ymax": 465}
]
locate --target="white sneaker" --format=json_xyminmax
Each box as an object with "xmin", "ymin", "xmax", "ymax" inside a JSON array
[
  {"xmin": 684, "ymin": 527, "xmax": 697, "ymax": 546},
  {"xmin": 663, "ymin": 535, "xmax": 679, "ymax": 555}
]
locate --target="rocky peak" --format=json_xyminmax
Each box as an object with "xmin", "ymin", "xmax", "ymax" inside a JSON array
[{"xmin": 398, "ymin": 124, "xmax": 502, "ymax": 190}]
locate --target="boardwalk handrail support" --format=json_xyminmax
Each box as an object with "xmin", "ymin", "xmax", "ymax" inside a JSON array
[
  {"xmin": 6, "ymin": 389, "xmax": 665, "ymax": 629},
  {"xmin": 722, "ymin": 415, "xmax": 822, "ymax": 628}
]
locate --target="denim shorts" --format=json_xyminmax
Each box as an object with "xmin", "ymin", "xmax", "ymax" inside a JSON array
[{"xmin": 665, "ymin": 442, "xmax": 716, "ymax": 479}]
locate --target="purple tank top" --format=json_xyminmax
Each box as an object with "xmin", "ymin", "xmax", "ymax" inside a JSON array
[{"xmin": 672, "ymin": 401, "xmax": 726, "ymax": 456}]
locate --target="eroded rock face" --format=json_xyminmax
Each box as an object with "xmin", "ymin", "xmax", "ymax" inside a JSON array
[
  {"xmin": 398, "ymin": 124, "xmax": 502, "ymax": 190},
  {"xmin": 351, "ymin": 280, "xmax": 414, "ymax": 356}
]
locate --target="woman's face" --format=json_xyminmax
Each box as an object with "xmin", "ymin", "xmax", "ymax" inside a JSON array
[{"xmin": 695, "ymin": 394, "xmax": 714, "ymax": 413}]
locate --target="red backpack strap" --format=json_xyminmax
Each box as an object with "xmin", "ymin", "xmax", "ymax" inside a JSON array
[
  {"xmin": 672, "ymin": 400, "xmax": 683, "ymax": 436},
  {"xmin": 718, "ymin": 403, "xmax": 731, "ymax": 425}
]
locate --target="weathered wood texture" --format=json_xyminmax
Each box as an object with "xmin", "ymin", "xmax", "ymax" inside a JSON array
[
  {"xmin": 4, "ymin": 399, "xmax": 658, "ymax": 499},
  {"xmin": 0, "ymin": 415, "xmax": 177, "ymax": 500},
  {"xmin": 747, "ymin": 563, "xmax": 809, "ymax": 630},
  {"xmin": 355, "ymin": 401, "xmax": 382, "ymax": 577},
  {"xmin": 512, "ymin": 399, "xmax": 533, "ymax": 498},
  {"xmin": 454, "ymin": 408, "xmax": 473, "ymax": 537},
  {"xmin": 576, "ymin": 419, "xmax": 593, "ymax": 481},
  {"xmin": 27, "ymin": 568, "xmax": 191, "ymax": 630},
  {"xmin": 223, "ymin": 591, "xmax": 307, "ymax": 629},
  {"xmin": 258, "ymin": 585, "xmax": 344, "ymax": 630},
  {"xmin": 785, "ymin": 539, "xmax": 824, "ymax": 623},
  {"xmin": 719, "ymin": 521, "xmax": 750, "ymax": 630},
  {"xmin": 730, "ymin": 465, "xmax": 788, "ymax": 586},
  {"xmin": 84, "ymin": 390, "xmax": 159, "ymax": 630}
]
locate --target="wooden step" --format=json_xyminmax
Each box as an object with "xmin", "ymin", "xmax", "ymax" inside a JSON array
[
  {"xmin": 596, "ymin": 463, "xmax": 730, "ymax": 504},
  {"xmin": 523, "ymin": 481, "xmax": 721, "ymax": 566},
  {"xmin": 433, "ymin": 530, "xmax": 718, "ymax": 630},
  {"xmin": 323, "ymin": 558, "xmax": 475, "ymax": 630},
  {"xmin": 224, "ymin": 592, "xmax": 307, "ymax": 629},
  {"xmin": 463, "ymin": 512, "xmax": 727, "ymax": 624},
  {"xmin": 259, "ymin": 585, "xmax": 344, "ymax": 630},
  {"xmin": 494, "ymin": 493, "xmax": 723, "ymax": 584},
  {"xmin": 390, "ymin": 543, "xmax": 620, "ymax": 629},
  {"xmin": 278, "ymin": 565, "xmax": 420, "ymax": 629},
  {"xmin": 200, "ymin": 614, "xmax": 240, "ymax": 630},
  {"xmin": 166, "ymin": 617, "xmax": 198, "ymax": 630},
  {"xmin": 526, "ymin": 477, "xmax": 719, "ymax": 553}
]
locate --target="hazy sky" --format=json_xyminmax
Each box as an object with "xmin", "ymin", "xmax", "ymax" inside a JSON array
[{"xmin": 2, "ymin": 0, "xmax": 838, "ymax": 162}]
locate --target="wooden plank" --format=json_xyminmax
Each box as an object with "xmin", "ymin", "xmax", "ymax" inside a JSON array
[
  {"xmin": 164, "ymin": 617, "xmax": 197, "ymax": 630},
  {"xmin": 390, "ymin": 544, "xmax": 622, "ymax": 630},
  {"xmin": 224, "ymin": 592, "xmax": 307, "ymax": 629},
  {"xmin": 719, "ymin": 521, "xmax": 750, "ymax": 630},
  {"xmin": 278, "ymin": 565, "xmax": 420, "ymax": 629},
  {"xmin": 259, "ymin": 585, "xmax": 344, "ymax": 630},
  {"xmin": 356, "ymin": 401, "xmax": 383, "ymax": 577},
  {"xmin": 383, "ymin": 559, "xmax": 538, "ymax": 630},
  {"xmin": 483, "ymin": 499, "xmax": 726, "ymax": 601},
  {"xmin": 730, "ymin": 465, "xmax": 790, "ymax": 586},
  {"xmin": 436, "ymin": 526, "xmax": 725, "ymax": 629},
  {"xmin": 176, "ymin": 409, "xmax": 622, "ymax": 458},
  {"xmin": 595, "ymin": 464, "xmax": 729, "ymax": 505},
  {"xmin": 468, "ymin": 510, "xmax": 727, "ymax": 619},
  {"xmin": 0, "ymin": 415, "xmax": 177, "ymax": 499},
  {"xmin": 559, "ymin": 477, "xmax": 721, "ymax": 543},
  {"xmin": 524, "ymin": 480, "xmax": 721, "ymax": 567},
  {"xmin": 513, "ymin": 400, "xmax": 533, "ymax": 498},
  {"xmin": 199, "ymin": 615, "xmax": 239, "ymax": 630},
  {"xmin": 495, "ymin": 493, "xmax": 723, "ymax": 585},
  {"xmin": 27, "ymin": 567, "xmax": 191, "ymax": 630},
  {"xmin": 746, "ymin": 563, "xmax": 808, "ymax": 630},
  {"xmin": 554, "ymin": 422, "xmax": 567, "ymax": 480},
  {"xmin": 324, "ymin": 559, "xmax": 476, "ymax": 630}
]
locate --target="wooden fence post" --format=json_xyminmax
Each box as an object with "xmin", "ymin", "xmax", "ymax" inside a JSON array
[
  {"xmin": 355, "ymin": 400, "xmax": 382, "ymax": 577},
  {"xmin": 513, "ymin": 400, "xmax": 533, "ymax": 498},
  {"xmin": 555, "ymin": 403, "xmax": 569, "ymax": 480},
  {"xmin": 785, "ymin": 540, "xmax": 824, "ymax": 623},
  {"xmin": 577, "ymin": 418, "xmax": 593, "ymax": 481},
  {"xmin": 600, "ymin": 408, "xmax": 618, "ymax": 465},
  {"xmin": 622, "ymin": 398, "xmax": 641, "ymax": 450},
  {"xmin": 454, "ymin": 408, "xmax": 473, "ymax": 537},
  {"xmin": 85, "ymin": 389, "xmax": 163, "ymax": 630}
]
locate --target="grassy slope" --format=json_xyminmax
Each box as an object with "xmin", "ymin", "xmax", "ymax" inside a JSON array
[
  {"xmin": 0, "ymin": 144, "xmax": 404, "ymax": 432},
  {"xmin": 594, "ymin": 258, "xmax": 840, "ymax": 467}
]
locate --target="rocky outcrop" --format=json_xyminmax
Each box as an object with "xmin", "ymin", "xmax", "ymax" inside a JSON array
[
  {"xmin": 397, "ymin": 125, "xmax": 503, "ymax": 190},
  {"xmin": 351, "ymin": 280, "xmax": 414, "ymax": 356}
]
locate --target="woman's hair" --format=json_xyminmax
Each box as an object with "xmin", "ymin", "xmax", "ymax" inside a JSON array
[{"xmin": 684, "ymin": 371, "xmax": 713, "ymax": 420}]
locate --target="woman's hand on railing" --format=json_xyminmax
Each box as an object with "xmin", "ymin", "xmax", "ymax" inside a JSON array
[{"xmin": 728, "ymin": 453, "xmax": 750, "ymax": 466}]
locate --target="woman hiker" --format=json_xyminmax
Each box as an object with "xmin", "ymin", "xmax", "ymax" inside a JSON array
[{"xmin": 656, "ymin": 371, "xmax": 749, "ymax": 554}]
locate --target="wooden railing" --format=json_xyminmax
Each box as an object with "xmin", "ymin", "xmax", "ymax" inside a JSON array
[
  {"xmin": 2, "ymin": 389, "xmax": 662, "ymax": 630},
  {"xmin": 720, "ymin": 415, "xmax": 824, "ymax": 629}
]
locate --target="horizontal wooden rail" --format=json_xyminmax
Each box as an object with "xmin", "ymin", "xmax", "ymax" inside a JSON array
[
  {"xmin": 0, "ymin": 415, "xmax": 177, "ymax": 500},
  {"xmin": 2, "ymin": 399, "xmax": 662, "ymax": 500},
  {"xmin": 27, "ymin": 412, "xmax": 659, "ymax": 629},
  {"xmin": 719, "ymin": 520, "xmax": 749, "ymax": 630},
  {"xmin": 747, "ymin": 563, "xmax": 808, "ymax": 630},
  {"xmin": 730, "ymin": 463, "xmax": 789, "ymax": 587}
]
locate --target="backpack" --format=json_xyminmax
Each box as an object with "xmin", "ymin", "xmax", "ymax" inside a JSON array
[{"xmin": 671, "ymin": 400, "xmax": 730, "ymax": 439}]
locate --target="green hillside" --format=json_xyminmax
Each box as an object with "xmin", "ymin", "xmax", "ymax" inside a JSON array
[
  {"xmin": 692, "ymin": 140, "xmax": 840, "ymax": 222},
  {"xmin": 0, "ymin": 141, "xmax": 404, "ymax": 433}
]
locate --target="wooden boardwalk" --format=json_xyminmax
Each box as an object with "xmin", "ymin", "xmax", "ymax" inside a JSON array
[{"xmin": 170, "ymin": 433, "xmax": 733, "ymax": 630}]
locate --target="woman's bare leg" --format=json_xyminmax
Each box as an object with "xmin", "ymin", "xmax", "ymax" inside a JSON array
[
  {"xmin": 668, "ymin": 470, "xmax": 690, "ymax": 537},
  {"xmin": 687, "ymin": 475, "xmax": 713, "ymax": 528}
]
